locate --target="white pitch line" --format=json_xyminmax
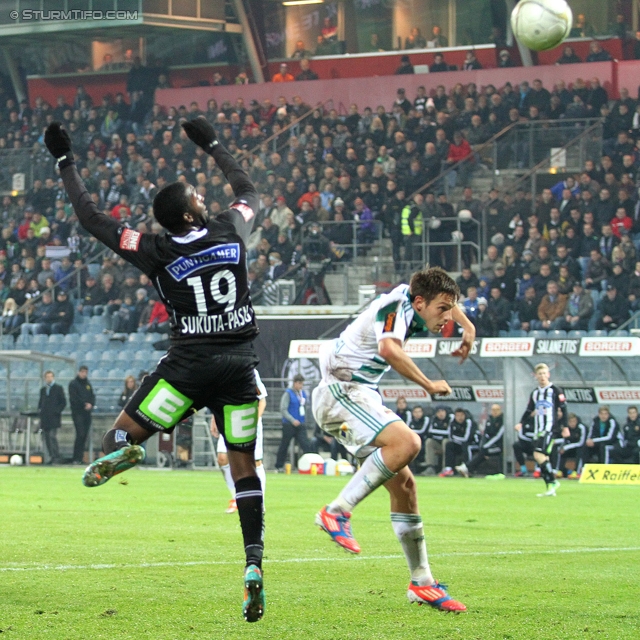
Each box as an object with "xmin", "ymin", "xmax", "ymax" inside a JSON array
[{"xmin": 2, "ymin": 546, "xmax": 639, "ymax": 574}]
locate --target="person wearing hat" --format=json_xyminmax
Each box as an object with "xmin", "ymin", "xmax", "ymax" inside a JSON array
[
  {"xmin": 560, "ymin": 280, "xmax": 593, "ymax": 331},
  {"xmin": 395, "ymin": 55, "xmax": 414, "ymax": 75},
  {"xmin": 394, "ymin": 88, "xmax": 412, "ymax": 115},
  {"xmin": 474, "ymin": 296, "xmax": 497, "ymax": 336},
  {"xmin": 50, "ymin": 289, "xmax": 74, "ymax": 334},
  {"xmin": 596, "ymin": 284, "xmax": 630, "ymax": 331},
  {"xmin": 68, "ymin": 365, "xmax": 96, "ymax": 465},
  {"xmin": 498, "ymin": 49, "xmax": 515, "ymax": 68}
]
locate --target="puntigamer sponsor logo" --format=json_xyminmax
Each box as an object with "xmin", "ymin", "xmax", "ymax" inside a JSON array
[{"xmin": 166, "ymin": 243, "xmax": 240, "ymax": 281}]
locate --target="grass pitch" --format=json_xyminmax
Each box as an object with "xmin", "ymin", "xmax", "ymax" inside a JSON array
[{"xmin": 0, "ymin": 467, "xmax": 638, "ymax": 640}]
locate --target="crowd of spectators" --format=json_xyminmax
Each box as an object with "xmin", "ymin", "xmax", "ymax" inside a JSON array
[{"xmin": 1, "ymin": 67, "xmax": 639, "ymax": 330}]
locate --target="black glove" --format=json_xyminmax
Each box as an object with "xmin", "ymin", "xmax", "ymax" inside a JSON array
[
  {"xmin": 182, "ymin": 116, "xmax": 218, "ymax": 151},
  {"xmin": 44, "ymin": 122, "xmax": 72, "ymax": 159}
]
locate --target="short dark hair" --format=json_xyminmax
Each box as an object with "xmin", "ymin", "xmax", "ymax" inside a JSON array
[
  {"xmin": 153, "ymin": 182, "xmax": 190, "ymax": 233},
  {"xmin": 409, "ymin": 267, "xmax": 459, "ymax": 305},
  {"xmin": 79, "ymin": 365, "xmax": 89, "ymax": 372},
  {"xmin": 293, "ymin": 374, "xmax": 304, "ymax": 383}
]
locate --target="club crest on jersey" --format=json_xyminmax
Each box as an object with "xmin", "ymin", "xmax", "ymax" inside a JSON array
[{"xmin": 166, "ymin": 242, "xmax": 240, "ymax": 281}]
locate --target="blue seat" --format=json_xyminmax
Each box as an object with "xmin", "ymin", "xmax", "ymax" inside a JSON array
[
  {"xmin": 107, "ymin": 369, "xmax": 122, "ymax": 379},
  {"xmin": 31, "ymin": 334, "xmax": 48, "ymax": 348},
  {"xmin": 568, "ymin": 330, "xmax": 587, "ymax": 337},
  {"xmin": 548, "ymin": 330, "xmax": 567, "ymax": 338},
  {"xmin": 1, "ymin": 335, "xmax": 14, "ymax": 350},
  {"xmin": 62, "ymin": 334, "xmax": 77, "ymax": 346},
  {"xmin": 143, "ymin": 332, "xmax": 163, "ymax": 343},
  {"xmin": 127, "ymin": 333, "xmax": 145, "ymax": 345},
  {"xmin": 609, "ymin": 330, "xmax": 629, "ymax": 336},
  {"xmin": 14, "ymin": 334, "xmax": 30, "ymax": 348},
  {"xmin": 99, "ymin": 350, "xmax": 112, "ymax": 362},
  {"xmin": 84, "ymin": 350, "xmax": 100, "ymax": 362},
  {"xmin": 92, "ymin": 368, "xmax": 108, "ymax": 379},
  {"xmin": 133, "ymin": 350, "xmax": 148, "ymax": 363},
  {"xmin": 508, "ymin": 330, "xmax": 527, "ymax": 337},
  {"xmin": 79, "ymin": 333, "xmax": 93, "ymax": 345},
  {"xmin": 588, "ymin": 330, "xmax": 608, "ymax": 337},
  {"xmin": 116, "ymin": 350, "xmax": 130, "ymax": 362},
  {"xmin": 528, "ymin": 330, "xmax": 548, "ymax": 338},
  {"xmin": 48, "ymin": 334, "xmax": 65, "ymax": 346}
]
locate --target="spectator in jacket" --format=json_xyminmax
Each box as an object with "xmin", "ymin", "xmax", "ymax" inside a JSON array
[
  {"xmin": 38, "ymin": 370, "xmax": 66, "ymax": 464},
  {"xmin": 50, "ymin": 290, "xmax": 74, "ymax": 334},
  {"xmin": 611, "ymin": 207, "xmax": 633, "ymax": 238},
  {"xmin": 408, "ymin": 405, "xmax": 429, "ymax": 473},
  {"xmin": 275, "ymin": 374, "xmax": 311, "ymax": 472},
  {"xmin": 533, "ymin": 280, "xmax": 567, "ymax": 330},
  {"xmin": 118, "ymin": 375, "xmax": 138, "ymax": 409},
  {"xmin": 515, "ymin": 286, "xmax": 540, "ymax": 332},
  {"xmin": 474, "ymin": 296, "xmax": 498, "ymax": 337},
  {"xmin": 578, "ymin": 406, "xmax": 621, "ymax": 471},
  {"xmin": 487, "ymin": 287, "xmax": 510, "ymax": 332},
  {"xmin": 272, "ymin": 63, "xmax": 294, "ymax": 82},
  {"xmin": 395, "ymin": 55, "xmax": 414, "ymax": 75},
  {"xmin": 20, "ymin": 291, "xmax": 55, "ymax": 336},
  {"xmin": 457, "ymin": 404, "xmax": 504, "ymax": 477},
  {"xmin": 596, "ymin": 284, "xmax": 630, "ymax": 330},
  {"xmin": 77, "ymin": 275, "xmax": 106, "ymax": 316},
  {"xmin": 584, "ymin": 249, "xmax": 610, "ymax": 291},
  {"xmin": 611, "ymin": 405, "xmax": 640, "ymax": 464},
  {"xmin": 424, "ymin": 405, "xmax": 451, "ymax": 475},
  {"xmin": 138, "ymin": 294, "xmax": 170, "ymax": 333},
  {"xmin": 445, "ymin": 131, "xmax": 473, "ymax": 188},
  {"xmin": 395, "ymin": 396, "xmax": 412, "ymax": 425},
  {"xmin": 68, "ymin": 365, "xmax": 95, "ymax": 465},
  {"xmin": 439, "ymin": 409, "xmax": 477, "ymax": 476},
  {"xmin": 561, "ymin": 281, "xmax": 594, "ymax": 330},
  {"xmin": 556, "ymin": 413, "xmax": 587, "ymax": 478}
]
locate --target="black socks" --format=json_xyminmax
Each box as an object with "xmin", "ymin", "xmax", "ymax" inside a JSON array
[{"xmin": 235, "ymin": 476, "xmax": 264, "ymax": 569}]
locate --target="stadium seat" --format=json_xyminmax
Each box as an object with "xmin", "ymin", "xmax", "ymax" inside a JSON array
[
  {"xmin": 1, "ymin": 335, "xmax": 14, "ymax": 350},
  {"xmin": 548, "ymin": 330, "xmax": 567, "ymax": 338},
  {"xmin": 588, "ymin": 330, "xmax": 608, "ymax": 337},
  {"xmin": 107, "ymin": 369, "xmax": 122, "ymax": 379},
  {"xmin": 508, "ymin": 330, "xmax": 527, "ymax": 337},
  {"xmin": 62, "ymin": 334, "xmax": 77, "ymax": 346},
  {"xmin": 609, "ymin": 330, "xmax": 629, "ymax": 336},
  {"xmin": 91, "ymin": 368, "xmax": 108, "ymax": 379},
  {"xmin": 31, "ymin": 334, "xmax": 48, "ymax": 349},
  {"xmin": 79, "ymin": 333, "xmax": 93, "ymax": 345},
  {"xmin": 48, "ymin": 334, "xmax": 64, "ymax": 347},
  {"xmin": 116, "ymin": 351, "xmax": 130, "ymax": 362},
  {"xmin": 143, "ymin": 332, "xmax": 163, "ymax": 343},
  {"xmin": 14, "ymin": 335, "xmax": 30, "ymax": 349},
  {"xmin": 127, "ymin": 333, "xmax": 145, "ymax": 345},
  {"xmin": 528, "ymin": 330, "xmax": 547, "ymax": 338},
  {"xmin": 568, "ymin": 330, "xmax": 587, "ymax": 337},
  {"xmin": 84, "ymin": 350, "xmax": 100, "ymax": 363}
]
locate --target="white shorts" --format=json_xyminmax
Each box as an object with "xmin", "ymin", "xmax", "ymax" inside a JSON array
[
  {"xmin": 217, "ymin": 419, "xmax": 263, "ymax": 460},
  {"xmin": 312, "ymin": 381, "xmax": 400, "ymax": 458}
]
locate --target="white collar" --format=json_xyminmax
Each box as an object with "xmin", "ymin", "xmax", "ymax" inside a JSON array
[{"xmin": 170, "ymin": 228, "xmax": 207, "ymax": 244}]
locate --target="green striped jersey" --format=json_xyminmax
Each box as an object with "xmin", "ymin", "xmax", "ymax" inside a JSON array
[{"xmin": 332, "ymin": 284, "xmax": 426, "ymax": 387}]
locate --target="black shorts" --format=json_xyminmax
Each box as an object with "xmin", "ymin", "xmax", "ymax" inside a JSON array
[
  {"xmin": 533, "ymin": 432, "xmax": 558, "ymax": 456},
  {"xmin": 124, "ymin": 343, "xmax": 259, "ymax": 452}
]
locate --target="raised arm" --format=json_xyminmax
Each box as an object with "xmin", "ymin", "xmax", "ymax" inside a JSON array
[
  {"xmin": 44, "ymin": 123, "xmax": 155, "ymax": 274},
  {"xmin": 182, "ymin": 116, "xmax": 258, "ymax": 245}
]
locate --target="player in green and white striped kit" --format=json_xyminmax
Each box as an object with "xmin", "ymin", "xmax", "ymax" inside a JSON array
[{"xmin": 314, "ymin": 267, "xmax": 474, "ymax": 612}]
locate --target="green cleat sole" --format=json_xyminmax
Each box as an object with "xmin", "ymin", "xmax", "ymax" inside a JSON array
[{"xmin": 82, "ymin": 445, "xmax": 145, "ymax": 487}]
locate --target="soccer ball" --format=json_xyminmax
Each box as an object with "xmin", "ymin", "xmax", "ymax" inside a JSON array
[
  {"xmin": 10, "ymin": 454, "xmax": 23, "ymax": 466},
  {"xmin": 511, "ymin": 0, "xmax": 572, "ymax": 52},
  {"xmin": 457, "ymin": 209, "xmax": 472, "ymax": 221}
]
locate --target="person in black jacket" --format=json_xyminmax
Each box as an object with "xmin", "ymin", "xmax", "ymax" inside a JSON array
[
  {"xmin": 38, "ymin": 370, "xmax": 66, "ymax": 464},
  {"xmin": 408, "ymin": 405, "xmax": 429, "ymax": 473},
  {"xmin": 578, "ymin": 405, "xmax": 622, "ymax": 471},
  {"xmin": 596, "ymin": 284, "xmax": 630, "ymax": 330},
  {"xmin": 457, "ymin": 404, "xmax": 504, "ymax": 476},
  {"xmin": 424, "ymin": 405, "xmax": 451, "ymax": 475},
  {"xmin": 556, "ymin": 413, "xmax": 587, "ymax": 477},
  {"xmin": 118, "ymin": 375, "xmax": 139, "ymax": 409},
  {"xmin": 51, "ymin": 290, "xmax": 75, "ymax": 334},
  {"xmin": 68, "ymin": 365, "xmax": 96, "ymax": 464},
  {"xmin": 439, "ymin": 408, "xmax": 477, "ymax": 476},
  {"xmin": 611, "ymin": 405, "xmax": 640, "ymax": 464}
]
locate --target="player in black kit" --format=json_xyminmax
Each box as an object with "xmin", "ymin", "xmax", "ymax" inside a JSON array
[
  {"xmin": 44, "ymin": 118, "xmax": 266, "ymax": 622},
  {"xmin": 514, "ymin": 363, "xmax": 568, "ymax": 497}
]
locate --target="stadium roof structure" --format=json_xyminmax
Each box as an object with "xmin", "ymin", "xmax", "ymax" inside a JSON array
[{"xmin": 0, "ymin": 0, "xmax": 264, "ymax": 84}]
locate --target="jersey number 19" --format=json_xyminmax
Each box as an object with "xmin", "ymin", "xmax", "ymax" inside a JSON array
[{"xmin": 186, "ymin": 269, "xmax": 237, "ymax": 315}]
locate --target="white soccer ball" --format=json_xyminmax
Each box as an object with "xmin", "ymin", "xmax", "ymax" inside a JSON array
[
  {"xmin": 458, "ymin": 209, "xmax": 472, "ymax": 221},
  {"xmin": 9, "ymin": 454, "xmax": 23, "ymax": 466},
  {"xmin": 428, "ymin": 217, "xmax": 441, "ymax": 230},
  {"xmin": 511, "ymin": 0, "xmax": 572, "ymax": 52},
  {"xmin": 451, "ymin": 230, "xmax": 464, "ymax": 242}
]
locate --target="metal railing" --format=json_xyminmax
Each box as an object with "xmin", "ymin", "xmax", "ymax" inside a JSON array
[
  {"xmin": 420, "ymin": 215, "xmax": 481, "ymax": 273},
  {"xmin": 0, "ymin": 149, "xmax": 34, "ymax": 195},
  {"xmin": 494, "ymin": 118, "xmax": 602, "ymax": 173}
]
